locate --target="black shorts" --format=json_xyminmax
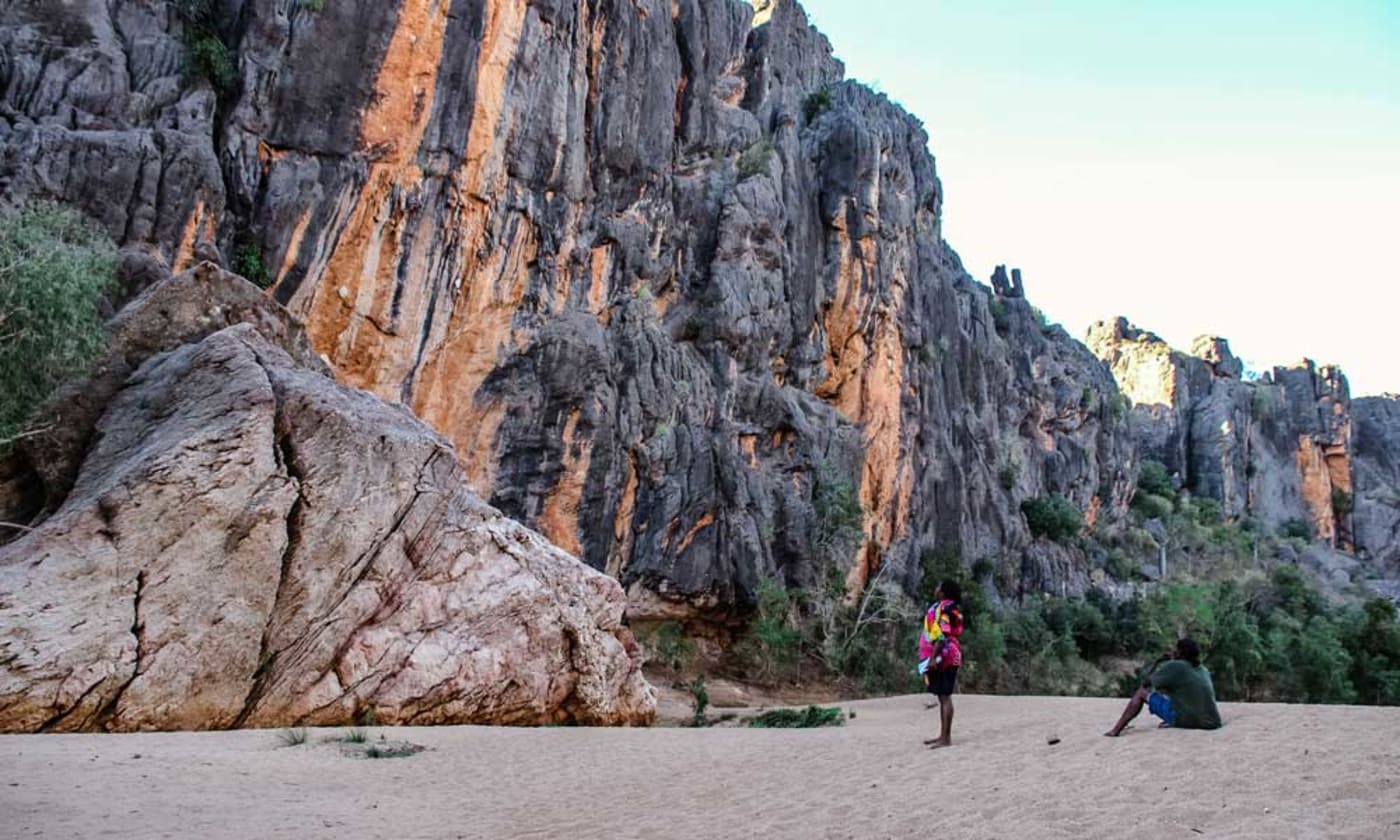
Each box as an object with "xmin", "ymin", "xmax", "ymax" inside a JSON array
[{"xmin": 925, "ymin": 666, "xmax": 958, "ymax": 697}]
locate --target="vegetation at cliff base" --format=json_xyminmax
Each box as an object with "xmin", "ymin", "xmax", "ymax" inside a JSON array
[{"xmin": 0, "ymin": 204, "xmax": 116, "ymax": 454}]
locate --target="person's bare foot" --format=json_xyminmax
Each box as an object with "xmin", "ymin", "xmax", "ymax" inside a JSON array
[{"xmin": 927, "ymin": 739, "xmax": 952, "ymax": 749}]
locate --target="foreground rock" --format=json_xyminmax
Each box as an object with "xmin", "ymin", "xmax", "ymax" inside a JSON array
[{"xmin": 0, "ymin": 269, "xmax": 654, "ymax": 732}]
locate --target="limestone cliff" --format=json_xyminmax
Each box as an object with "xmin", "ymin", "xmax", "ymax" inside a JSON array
[
  {"xmin": 1353, "ymin": 396, "xmax": 1400, "ymax": 574},
  {"xmin": 2, "ymin": 0, "xmax": 1140, "ymax": 616},
  {"xmin": 1087, "ymin": 318, "xmax": 1367, "ymax": 553}
]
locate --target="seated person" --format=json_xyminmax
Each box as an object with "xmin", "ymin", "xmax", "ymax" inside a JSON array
[{"xmin": 1105, "ymin": 637, "xmax": 1222, "ymax": 736}]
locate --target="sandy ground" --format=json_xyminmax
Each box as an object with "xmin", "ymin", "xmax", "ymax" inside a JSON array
[{"xmin": 3, "ymin": 694, "xmax": 1399, "ymax": 840}]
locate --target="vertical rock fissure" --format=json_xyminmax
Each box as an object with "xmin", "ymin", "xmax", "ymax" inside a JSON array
[
  {"xmin": 83, "ymin": 569, "xmax": 146, "ymax": 732},
  {"xmin": 232, "ymin": 421, "xmax": 306, "ymax": 727}
]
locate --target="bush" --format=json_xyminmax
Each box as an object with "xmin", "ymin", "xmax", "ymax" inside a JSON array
[
  {"xmin": 0, "ymin": 203, "xmax": 116, "ymax": 453},
  {"xmin": 1021, "ymin": 495, "xmax": 1083, "ymax": 543},
  {"xmin": 736, "ymin": 578, "xmax": 801, "ymax": 682},
  {"xmin": 1136, "ymin": 460, "xmax": 1174, "ymax": 498},
  {"xmin": 1132, "ymin": 493, "xmax": 1174, "ymax": 521},
  {"xmin": 802, "ymin": 88, "xmax": 833, "ymax": 124},
  {"xmin": 186, "ymin": 34, "xmax": 237, "ymax": 89},
  {"xmin": 747, "ymin": 705, "xmax": 844, "ymax": 728},
  {"xmin": 1105, "ymin": 551, "xmax": 1137, "ymax": 581},
  {"xmin": 173, "ymin": 0, "xmax": 238, "ymax": 91},
  {"xmin": 1030, "ymin": 306, "xmax": 1050, "ymax": 332},
  {"xmin": 689, "ymin": 675, "xmax": 710, "ymax": 727},
  {"xmin": 998, "ymin": 464, "xmax": 1017, "ymax": 492},
  {"xmin": 988, "ymin": 298, "xmax": 1010, "ymax": 335},
  {"xmin": 1191, "ymin": 497, "xmax": 1223, "ymax": 526},
  {"xmin": 812, "ymin": 466, "xmax": 863, "ymax": 562},
  {"xmin": 1343, "ymin": 599, "xmax": 1400, "ymax": 704},
  {"xmin": 1331, "ymin": 488, "xmax": 1354, "ymax": 516},
  {"xmin": 644, "ymin": 621, "xmax": 695, "ymax": 670},
  {"xmin": 737, "ymin": 138, "xmax": 775, "ymax": 179},
  {"xmin": 276, "ymin": 728, "xmax": 309, "ymax": 747},
  {"xmin": 235, "ymin": 243, "xmax": 271, "ymax": 288},
  {"xmin": 1278, "ymin": 518, "xmax": 1312, "ymax": 540}
]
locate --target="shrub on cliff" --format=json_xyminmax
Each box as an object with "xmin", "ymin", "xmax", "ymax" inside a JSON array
[
  {"xmin": 737, "ymin": 138, "xmax": 775, "ymax": 179},
  {"xmin": 802, "ymin": 88, "xmax": 833, "ymax": 124},
  {"xmin": 1278, "ymin": 518, "xmax": 1312, "ymax": 540},
  {"xmin": 1136, "ymin": 460, "xmax": 1174, "ymax": 498},
  {"xmin": 1021, "ymin": 495, "xmax": 1083, "ymax": 543},
  {"xmin": 0, "ymin": 203, "xmax": 116, "ymax": 453},
  {"xmin": 172, "ymin": 0, "xmax": 237, "ymax": 91}
]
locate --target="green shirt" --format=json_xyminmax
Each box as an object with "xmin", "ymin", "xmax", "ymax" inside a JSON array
[{"xmin": 1150, "ymin": 661, "xmax": 1223, "ymax": 730}]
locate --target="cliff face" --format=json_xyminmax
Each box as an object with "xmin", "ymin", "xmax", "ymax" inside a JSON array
[
  {"xmin": 1353, "ymin": 397, "xmax": 1400, "ymax": 574},
  {"xmin": 2, "ymin": 0, "xmax": 1137, "ymax": 615},
  {"xmin": 1087, "ymin": 319, "xmax": 1362, "ymax": 551}
]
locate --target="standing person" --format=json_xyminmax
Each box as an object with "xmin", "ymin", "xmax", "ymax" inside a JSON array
[
  {"xmin": 919, "ymin": 580, "xmax": 964, "ymax": 749},
  {"xmin": 1104, "ymin": 637, "xmax": 1222, "ymax": 736}
]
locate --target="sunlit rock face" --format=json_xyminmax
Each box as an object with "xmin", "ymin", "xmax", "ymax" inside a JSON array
[{"xmin": 1087, "ymin": 319, "xmax": 1369, "ymax": 551}]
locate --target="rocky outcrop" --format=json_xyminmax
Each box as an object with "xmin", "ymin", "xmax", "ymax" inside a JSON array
[
  {"xmin": 3, "ymin": 0, "xmax": 1139, "ymax": 615},
  {"xmin": 0, "ymin": 266, "xmax": 654, "ymax": 732},
  {"xmin": 0, "ymin": 2, "xmax": 224, "ymax": 262},
  {"xmin": 1087, "ymin": 318, "xmax": 1359, "ymax": 549},
  {"xmin": 1353, "ymin": 396, "xmax": 1400, "ymax": 573}
]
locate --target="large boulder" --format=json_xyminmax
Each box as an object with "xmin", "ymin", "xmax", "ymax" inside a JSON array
[{"xmin": 0, "ymin": 270, "xmax": 654, "ymax": 731}]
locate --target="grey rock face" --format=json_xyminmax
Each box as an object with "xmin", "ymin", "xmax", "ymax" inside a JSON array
[
  {"xmin": 0, "ymin": 2, "xmax": 224, "ymax": 261},
  {"xmin": 1354, "ymin": 396, "xmax": 1400, "ymax": 572},
  {"xmin": 1087, "ymin": 319, "xmax": 1384, "ymax": 554},
  {"xmin": 1, "ymin": 0, "xmax": 1137, "ymax": 618}
]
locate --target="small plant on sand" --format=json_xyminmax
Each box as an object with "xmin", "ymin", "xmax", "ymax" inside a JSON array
[
  {"xmin": 276, "ymin": 727, "xmax": 309, "ymax": 747},
  {"xmin": 361, "ymin": 742, "xmax": 426, "ymax": 759},
  {"xmin": 690, "ymin": 674, "xmax": 710, "ymax": 728},
  {"xmin": 341, "ymin": 727, "xmax": 368, "ymax": 744},
  {"xmin": 747, "ymin": 705, "xmax": 845, "ymax": 729}
]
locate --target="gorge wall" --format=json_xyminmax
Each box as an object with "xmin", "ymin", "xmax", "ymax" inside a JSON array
[
  {"xmin": 1087, "ymin": 318, "xmax": 1400, "ymax": 578},
  {"xmin": 2, "ymin": 0, "xmax": 1396, "ymax": 624}
]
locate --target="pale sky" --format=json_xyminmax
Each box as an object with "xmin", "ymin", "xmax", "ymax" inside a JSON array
[{"xmin": 797, "ymin": 0, "xmax": 1400, "ymax": 396}]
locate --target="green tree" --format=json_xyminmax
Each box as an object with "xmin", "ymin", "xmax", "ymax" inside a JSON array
[
  {"xmin": 1137, "ymin": 460, "xmax": 1174, "ymax": 498},
  {"xmin": 1342, "ymin": 599, "xmax": 1400, "ymax": 704},
  {"xmin": 0, "ymin": 203, "xmax": 116, "ymax": 453}
]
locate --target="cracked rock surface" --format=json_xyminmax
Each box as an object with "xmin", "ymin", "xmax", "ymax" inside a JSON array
[{"xmin": 0, "ymin": 267, "xmax": 654, "ymax": 732}]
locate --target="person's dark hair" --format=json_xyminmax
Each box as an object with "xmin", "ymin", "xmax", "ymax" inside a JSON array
[
  {"xmin": 1175, "ymin": 637, "xmax": 1201, "ymax": 666},
  {"xmin": 939, "ymin": 579, "xmax": 962, "ymax": 604}
]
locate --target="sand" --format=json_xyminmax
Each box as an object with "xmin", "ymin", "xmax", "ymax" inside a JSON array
[{"xmin": 3, "ymin": 694, "xmax": 1398, "ymax": 840}]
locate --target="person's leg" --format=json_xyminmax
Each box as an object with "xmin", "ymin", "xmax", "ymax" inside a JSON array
[
  {"xmin": 932, "ymin": 694, "xmax": 953, "ymax": 748},
  {"xmin": 1105, "ymin": 686, "xmax": 1150, "ymax": 736}
]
